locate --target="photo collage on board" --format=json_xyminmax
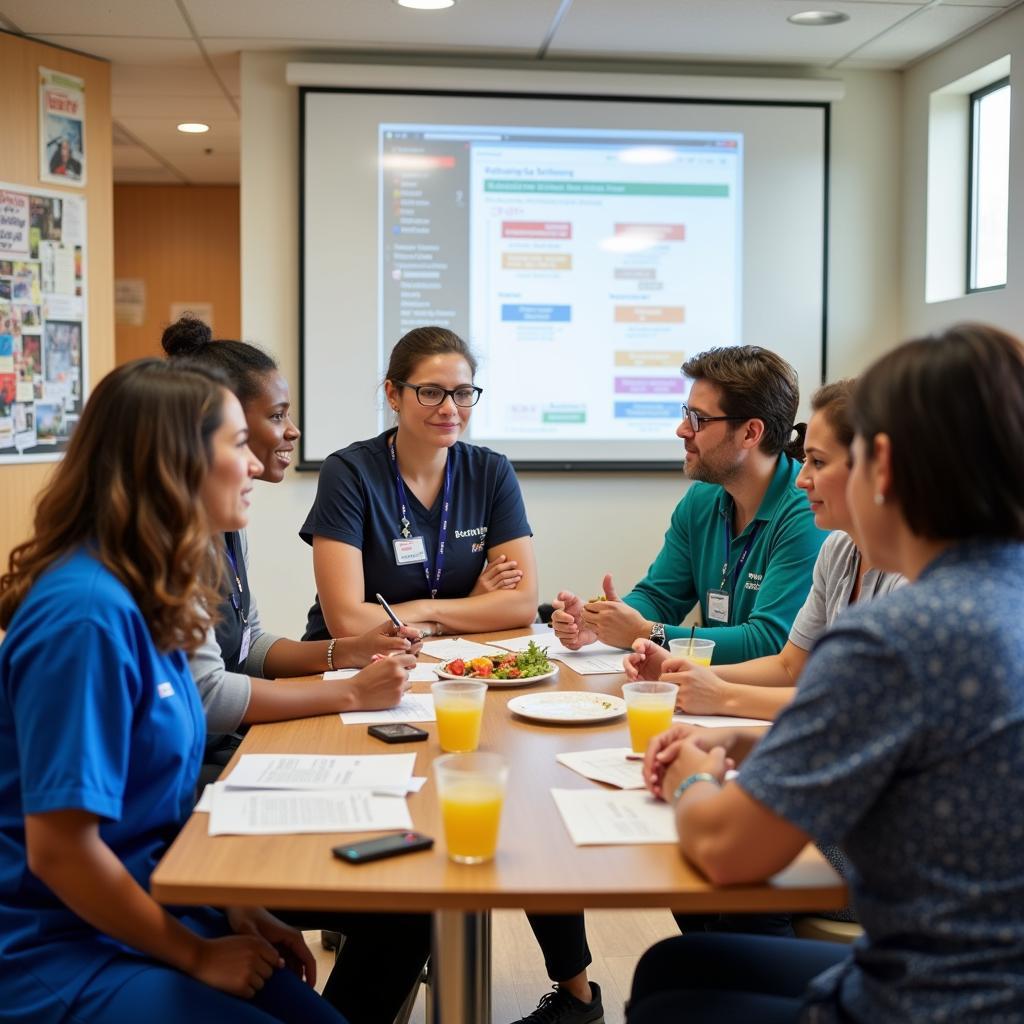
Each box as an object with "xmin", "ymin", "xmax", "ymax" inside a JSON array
[{"xmin": 0, "ymin": 186, "xmax": 86, "ymax": 456}]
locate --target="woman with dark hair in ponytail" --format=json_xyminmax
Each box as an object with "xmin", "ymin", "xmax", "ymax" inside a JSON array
[{"xmin": 162, "ymin": 317, "xmax": 420, "ymax": 754}]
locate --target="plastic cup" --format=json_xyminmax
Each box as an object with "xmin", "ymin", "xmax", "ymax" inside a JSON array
[
  {"xmin": 434, "ymin": 752, "xmax": 508, "ymax": 864},
  {"xmin": 622, "ymin": 681, "xmax": 679, "ymax": 754},
  {"xmin": 668, "ymin": 637, "xmax": 716, "ymax": 667},
  {"xmin": 431, "ymin": 680, "xmax": 487, "ymax": 753}
]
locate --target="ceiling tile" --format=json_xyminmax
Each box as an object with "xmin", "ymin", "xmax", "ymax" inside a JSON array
[
  {"xmin": 26, "ymin": 34, "xmax": 203, "ymax": 64},
  {"xmin": 548, "ymin": 0, "xmax": 923, "ymax": 64},
  {"xmin": 1, "ymin": 0, "xmax": 188, "ymax": 36},
  {"xmin": 845, "ymin": 1, "xmax": 1000, "ymax": 61},
  {"xmin": 112, "ymin": 95, "xmax": 238, "ymax": 119},
  {"xmin": 187, "ymin": 0, "xmax": 560, "ymax": 50}
]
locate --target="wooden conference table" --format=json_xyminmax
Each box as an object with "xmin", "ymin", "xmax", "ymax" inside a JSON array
[{"xmin": 152, "ymin": 627, "xmax": 846, "ymax": 1023}]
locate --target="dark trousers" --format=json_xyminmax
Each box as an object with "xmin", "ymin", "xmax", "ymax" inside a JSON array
[
  {"xmin": 526, "ymin": 913, "xmax": 593, "ymax": 982},
  {"xmin": 277, "ymin": 909, "xmax": 431, "ymax": 1024},
  {"xmin": 627, "ymin": 933, "xmax": 848, "ymax": 1023},
  {"xmin": 527, "ymin": 908, "xmax": 792, "ymax": 984},
  {"xmin": 673, "ymin": 909, "xmax": 794, "ymax": 936}
]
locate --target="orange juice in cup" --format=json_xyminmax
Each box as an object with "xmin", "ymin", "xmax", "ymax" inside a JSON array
[
  {"xmin": 431, "ymin": 680, "xmax": 486, "ymax": 752},
  {"xmin": 434, "ymin": 752, "xmax": 508, "ymax": 863},
  {"xmin": 668, "ymin": 637, "xmax": 716, "ymax": 667},
  {"xmin": 622, "ymin": 681, "xmax": 679, "ymax": 754}
]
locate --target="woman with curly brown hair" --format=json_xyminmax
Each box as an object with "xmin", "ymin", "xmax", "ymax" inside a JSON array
[{"xmin": 0, "ymin": 359, "xmax": 345, "ymax": 1024}]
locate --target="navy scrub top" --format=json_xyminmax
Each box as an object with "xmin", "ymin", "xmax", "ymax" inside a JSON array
[{"xmin": 300, "ymin": 429, "xmax": 531, "ymax": 641}]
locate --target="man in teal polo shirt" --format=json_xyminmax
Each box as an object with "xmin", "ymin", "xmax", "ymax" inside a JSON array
[
  {"xmin": 512, "ymin": 346, "xmax": 826, "ymax": 1024},
  {"xmin": 553, "ymin": 345, "xmax": 825, "ymax": 664}
]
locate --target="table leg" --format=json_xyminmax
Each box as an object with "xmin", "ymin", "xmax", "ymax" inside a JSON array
[{"xmin": 430, "ymin": 908, "xmax": 492, "ymax": 1024}]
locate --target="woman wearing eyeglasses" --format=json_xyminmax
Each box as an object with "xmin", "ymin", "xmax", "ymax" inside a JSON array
[{"xmin": 301, "ymin": 326, "xmax": 537, "ymax": 641}]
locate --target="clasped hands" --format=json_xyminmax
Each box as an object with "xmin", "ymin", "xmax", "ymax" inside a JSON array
[{"xmin": 550, "ymin": 573, "xmax": 652, "ymax": 650}]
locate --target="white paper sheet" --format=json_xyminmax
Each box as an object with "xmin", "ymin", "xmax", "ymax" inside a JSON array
[
  {"xmin": 197, "ymin": 775, "xmax": 426, "ymax": 810},
  {"xmin": 550, "ymin": 788, "xmax": 677, "ymax": 845},
  {"xmin": 323, "ymin": 668, "xmax": 359, "ymax": 680},
  {"xmin": 224, "ymin": 753, "xmax": 415, "ymax": 791},
  {"xmin": 409, "ymin": 663, "xmax": 439, "ymax": 681},
  {"xmin": 673, "ymin": 714, "xmax": 772, "ymax": 728},
  {"xmin": 552, "ymin": 651, "xmax": 629, "ymax": 674},
  {"xmin": 324, "ymin": 664, "xmax": 437, "ymax": 682},
  {"xmin": 556, "ymin": 748, "xmax": 646, "ymax": 789},
  {"xmin": 339, "ymin": 693, "xmax": 436, "ymax": 725},
  {"xmin": 208, "ymin": 788, "xmax": 414, "ymax": 836},
  {"xmin": 420, "ymin": 638, "xmax": 505, "ymax": 660}
]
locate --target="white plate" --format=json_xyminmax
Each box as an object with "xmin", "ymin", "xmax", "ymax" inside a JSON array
[
  {"xmin": 507, "ymin": 691, "xmax": 626, "ymax": 724},
  {"xmin": 435, "ymin": 662, "xmax": 558, "ymax": 687}
]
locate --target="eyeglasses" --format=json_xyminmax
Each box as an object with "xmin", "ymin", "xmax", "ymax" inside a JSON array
[
  {"xmin": 680, "ymin": 403, "xmax": 749, "ymax": 433},
  {"xmin": 395, "ymin": 380, "xmax": 483, "ymax": 408}
]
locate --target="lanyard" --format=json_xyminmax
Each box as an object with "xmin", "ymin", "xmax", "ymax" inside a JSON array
[
  {"xmin": 389, "ymin": 436, "xmax": 452, "ymax": 600},
  {"xmin": 224, "ymin": 535, "xmax": 248, "ymax": 625},
  {"xmin": 719, "ymin": 517, "xmax": 762, "ymax": 593}
]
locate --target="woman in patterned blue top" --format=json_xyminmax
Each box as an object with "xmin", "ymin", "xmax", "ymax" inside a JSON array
[
  {"xmin": 0, "ymin": 360, "xmax": 344, "ymax": 1024},
  {"xmin": 628, "ymin": 323, "xmax": 1024, "ymax": 1024}
]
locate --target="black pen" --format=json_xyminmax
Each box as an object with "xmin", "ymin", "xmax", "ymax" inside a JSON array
[{"xmin": 375, "ymin": 592, "xmax": 405, "ymax": 631}]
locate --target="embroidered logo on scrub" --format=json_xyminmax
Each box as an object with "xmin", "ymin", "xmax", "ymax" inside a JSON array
[{"xmin": 157, "ymin": 681, "xmax": 175, "ymax": 699}]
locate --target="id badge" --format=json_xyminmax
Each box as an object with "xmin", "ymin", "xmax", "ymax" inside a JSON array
[
  {"xmin": 238, "ymin": 624, "xmax": 251, "ymax": 664},
  {"xmin": 706, "ymin": 589, "xmax": 730, "ymax": 624},
  {"xmin": 393, "ymin": 536, "xmax": 427, "ymax": 565}
]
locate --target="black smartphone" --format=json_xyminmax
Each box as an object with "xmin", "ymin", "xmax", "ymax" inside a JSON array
[
  {"xmin": 333, "ymin": 831, "xmax": 434, "ymax": 864},
  {"xmin": 368, "ymin": 723, "xmax": 428, "ymax": 744}
]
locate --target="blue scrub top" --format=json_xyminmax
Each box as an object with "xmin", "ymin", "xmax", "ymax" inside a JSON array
[
  {"xmin": 0, "ymin": 549, "xmax": 206, "ymax": 1022},
  {"xmin": 300, "ymin": 429, "xmax": 532, "ymax": 640}
]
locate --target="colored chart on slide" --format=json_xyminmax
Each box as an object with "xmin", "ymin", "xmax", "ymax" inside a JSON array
[{"xmin": 379, "ymin": 124, "xmax": 742, "ymax": 445}]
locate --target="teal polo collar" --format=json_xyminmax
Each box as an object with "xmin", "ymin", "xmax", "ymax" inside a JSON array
[{"xmin": 715, "ymin": 454, "xmax": 799, "ymax": 536}]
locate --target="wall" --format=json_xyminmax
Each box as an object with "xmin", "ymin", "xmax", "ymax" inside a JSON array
[
  {"xmin": 902, "ymin": 4, "xmax": 1024, "ymax": 335},
  {"xmin": 0, "ymin": 32, "xmax": 113, "ymax": 574},
  {"xmin": 240, "ymin": 51, "xmax": 904, "ymax": 638},
  {"xmin": 114, "ymin": 184, "xmax": 240, "ymax": 362}
]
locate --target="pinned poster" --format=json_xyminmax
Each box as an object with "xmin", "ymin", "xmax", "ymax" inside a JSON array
[
  {"xmin": 0, "ymin": 181, "xmax": 87, "ymax": 464},
  {"xmin": 39, "ymin": 67, "xmax": 86, "ymax": 188}
]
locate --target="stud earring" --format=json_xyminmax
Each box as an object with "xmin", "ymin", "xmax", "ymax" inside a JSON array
[{"xmin": 874, "ymin": 493, "xmax": 885, "ymax": 506}]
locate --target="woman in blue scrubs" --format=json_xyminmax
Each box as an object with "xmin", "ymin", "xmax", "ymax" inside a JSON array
[
  {"xmin": 301, "ymin": 325, "xmax": 538, "ymax": 640},
  {"xmin": 0, "ymin": 360, "xmax": 343, "ymax": 1024}
]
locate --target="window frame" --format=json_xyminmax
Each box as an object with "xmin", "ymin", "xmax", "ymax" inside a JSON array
[{"xmin": 966, "ymin": 75, "xmax": 1011, "ymax": 294}]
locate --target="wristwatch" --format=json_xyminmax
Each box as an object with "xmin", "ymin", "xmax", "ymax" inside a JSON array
[{"xmin": 649, "ymin": 622, "xmax": 668, "ymax": 649}]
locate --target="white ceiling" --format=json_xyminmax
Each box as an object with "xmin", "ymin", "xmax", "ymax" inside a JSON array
[{"xmin": 0, "ymin": 0, "xmax": 1019, "ymax": 185}]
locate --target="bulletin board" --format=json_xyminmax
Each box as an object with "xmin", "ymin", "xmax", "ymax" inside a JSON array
[{"xmin": 0, "ymin": 181, "xmax": 87, "ymax": 462}]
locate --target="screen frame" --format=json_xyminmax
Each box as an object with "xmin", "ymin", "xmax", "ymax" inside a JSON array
[{"xmin": 297, "ymin": 85, "xmax": 831, "ymax": 472}]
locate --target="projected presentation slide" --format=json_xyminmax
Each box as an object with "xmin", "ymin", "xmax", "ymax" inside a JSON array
[{"xmin": 379, "ymin": 124, "xmax": 741, "ymax": 444}]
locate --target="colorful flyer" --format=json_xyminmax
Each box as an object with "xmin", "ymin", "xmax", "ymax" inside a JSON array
[{"xmin": 40, "ymin": 67, "xmax": 86, "ymax": 188}]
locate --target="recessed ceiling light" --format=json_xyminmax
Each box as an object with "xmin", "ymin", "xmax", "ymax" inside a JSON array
[
  {"xmin": 787, "ymin": 10, "xmax": 849, "ymax": 26},
  {"xmin": 396, "ymin": 0, "xmax": 455, "ymax": 9},
  {"xmin": 177, "ymin": 122, "xmax": 210, "ymax": 133}
]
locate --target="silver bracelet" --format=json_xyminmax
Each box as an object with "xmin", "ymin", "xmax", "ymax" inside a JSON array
[{"xmin": 326, "ymin": 637, "xmax": 337, "ymax": 671}]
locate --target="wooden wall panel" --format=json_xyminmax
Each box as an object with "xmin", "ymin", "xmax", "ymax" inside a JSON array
[
  {"xmin": 0, "ymin": 32, "xmax": 113, "ymax": 576},
  {"xmin": 114, "ymin": 185, "xmax": 240, "ymax": 362}
]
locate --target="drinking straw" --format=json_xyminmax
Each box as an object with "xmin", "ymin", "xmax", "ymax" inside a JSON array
[{"xmin": 687, "ymin": 624, "xmax": 696, "ymax": 657}]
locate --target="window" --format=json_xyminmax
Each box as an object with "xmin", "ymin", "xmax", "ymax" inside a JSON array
[{"xmin": 968, "ymin": 78, "xmax": 1011, "ymax": 292}]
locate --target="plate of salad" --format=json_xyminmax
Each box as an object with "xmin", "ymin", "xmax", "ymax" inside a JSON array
[{"xmin": 437, "ymin": 640, "xmax": 557, "ymax": 687}]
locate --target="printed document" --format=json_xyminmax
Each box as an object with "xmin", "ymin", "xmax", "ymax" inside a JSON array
[
  {"xmin": 556, "ymin": 748, "xmax": 645, "ymax": 789},
  {"xmin": 551, "ymin": 788, "xmax": 677, "ymax": 845},
  {"xmin": 208, "ymin": 788, "xmax": 414, "ymax": 836},
  {"xmin": 224, "ymin": 753, "xmax": 415, "ymax": 791},
  {"xmin": 340, "ymin": 693, "xmax": 436, "ymax": 725}
]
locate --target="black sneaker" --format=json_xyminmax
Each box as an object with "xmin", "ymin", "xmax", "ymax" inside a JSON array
[{"xmin": 511, "ymin": 982, "xmax": 604, "ymax": 1024}]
